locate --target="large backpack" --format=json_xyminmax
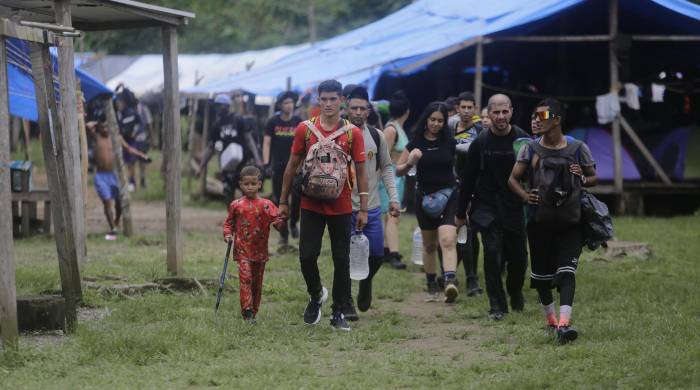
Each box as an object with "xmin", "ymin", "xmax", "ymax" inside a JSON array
[
  {"xmin": 529, "ymin": 139, "xmax": 583, "ymax": 226},
  {"xmin": 299, "ymin": 119, "xmax": 355, "ymax": 200}
]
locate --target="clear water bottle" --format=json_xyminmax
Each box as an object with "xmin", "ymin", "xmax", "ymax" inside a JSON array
[
  {"xmin": 411, "ymin": 227, "xmax": 423, "ymax": 266},
  {"xmin": 349, "ymin": 231, "xmax": 369, "ymax": 280},
  {"xmin": 457, "ymin": 225, "xmax": 468, "ymax": 244}
]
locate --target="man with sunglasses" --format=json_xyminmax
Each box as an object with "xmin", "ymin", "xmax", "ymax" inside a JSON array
[
  {"xmin": 508, "ymin": 98, "xmax": 597, "ymax": 344},
  {"xmin": 456, "ymin": 94, "xmax": 529, "ymax": 321}
]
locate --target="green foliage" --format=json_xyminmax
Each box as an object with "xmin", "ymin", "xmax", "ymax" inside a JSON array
[{"xmin": 83, "ymin": 0, "xmax": 411, "ymax": 54}]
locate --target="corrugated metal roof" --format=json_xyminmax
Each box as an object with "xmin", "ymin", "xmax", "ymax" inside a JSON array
[{"xmin": 0, "ymin": 0, "xmax": 194, "ymax": 31}]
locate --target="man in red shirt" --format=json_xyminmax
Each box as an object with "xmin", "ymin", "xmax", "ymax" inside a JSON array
[{"xmin": 278, "ymin": 80, "xmax": 369, "ymax": 331}]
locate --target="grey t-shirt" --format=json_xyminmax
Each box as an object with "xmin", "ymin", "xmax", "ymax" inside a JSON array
[{"xmin": 352, "ymin": 125, "xmax": 398, "ymax": 211}]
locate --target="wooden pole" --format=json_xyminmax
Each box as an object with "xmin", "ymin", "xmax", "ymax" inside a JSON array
[
  {"xmin": 474, "ymin": 36, "xmax": 484, "ymax": 109},
  {"xmin": 77, "ymin": 85, "xmax": 89, "ymax": 238},
  {"xmin": 186, "ymin": 98, "xmax": 198, "ymax": 153},
  {"xmin": 619, "ymin": 116, "xmax": 672, "ymax": 184},
  {"xmin": 199, "ymin": 99, "xmax": 210, "ymax": 198},
  {"xmin": 609, "ymin": 0, "xmax": 623, "ymax": 193},
  {"xmin": 162, "ymin": 26, "xmax": 183, "ymax": 276},
  {"xmin": 55, "ymin": 0, "xmax": 86, "ymax": 263},
  {"xmin": 29, "ymin": 42, "xmax": 82, "ymax": 332},
  {"xmin": 103, "ymin": 97, "xmax": 133, "ymax": 236},
  {"xmin": 10, "ymin": 115, "xmax": 20, "ymax": 153},
  {"xmin": 0, "ymin": 36, "xmax": 19, "ymax": 350}
]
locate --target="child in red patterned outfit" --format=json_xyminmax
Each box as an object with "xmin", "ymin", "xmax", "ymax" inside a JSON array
[{"xmin": 223, "ymin": 165, "xmax": 284, "ymax": 323}]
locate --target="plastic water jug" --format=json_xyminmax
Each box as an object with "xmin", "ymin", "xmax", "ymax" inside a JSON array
[
  {"xmin": 457, "ymin": 225, "xmax": 468, "ymax": 244},
  {"xmin": 349, "ymin": 231, "xmax": 370, "ymax": 280},
  {"xmin": 411, "ymin": 227, "xmax": 423, "ymax": 266}
]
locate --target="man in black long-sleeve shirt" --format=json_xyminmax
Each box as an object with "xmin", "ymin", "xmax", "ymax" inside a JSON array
[{"xmin": 455, "ymin": 94, "xmax": 529, "ymax": 320}]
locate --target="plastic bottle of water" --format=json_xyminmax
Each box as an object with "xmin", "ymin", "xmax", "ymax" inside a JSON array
[
  {"xmin": 457, "ymin": 225, "xmax": 468, "ymax": 244},
  {"xmin": 349, "ymin": 232, "xmax": 369, "ymax": 280},
  {"xmin": 411, "ymin": 227, "xmax": 423, "ymax": 266}
]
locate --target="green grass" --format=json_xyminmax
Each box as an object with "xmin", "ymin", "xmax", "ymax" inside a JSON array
[{"xmin": 3, "ymin": 214, "xmax": 700, "ymax": 388}]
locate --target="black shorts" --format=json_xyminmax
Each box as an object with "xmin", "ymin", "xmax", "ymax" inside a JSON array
[
  {"xmin": 527, "ymin": 222, "xmax": 583, "ymax": 289},
  {"xmin": 415, "ymin": 187, "xmax": 458, "ymax": 231}
]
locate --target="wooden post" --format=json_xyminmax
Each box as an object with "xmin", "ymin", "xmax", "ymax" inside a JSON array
[
  {"xmin": 0, "ymin": 36, "xmax": 19, "ymax": 349},
  {"xmin": 162, "ymin": 26, "xmax": 183, "ymax": 276},
  {"xmin": 609, "ymin": 0, "xmax": 623, "ymax": 193},
  {"xmin": 103, "ymin": 97, "xmax": 133, "ymax": 237},
  {"xmin": 474, "ymin": 36, "xmax": 484, "ymax": 109},
  {"xmin": 77, "ymin": 86, "xmax": 89, "ymax": 237},
  {"xmin": 55, "ymin": 0, "xmax": 86, "ymax": 264},
  {"xmin": 199, "ymin": 99, "xmax": 210, "ymax": 197},
  {"xmin": 10, "ymin": 115, "xmax": 20, "ymax": 153},
  {"xmin": 186, "ymin": 98, "xmax": 198, "ymax": 153},
  {"xmin": 619, "ymin": 116, "xmax": 672, "ymax": 184},
  {"xmin": 29, "ymin": 42, "xmax": 82, "ymax": 332}
]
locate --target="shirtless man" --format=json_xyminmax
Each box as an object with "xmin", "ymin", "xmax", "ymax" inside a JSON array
[{"xmin": 87, "ymin": 120, "xmax": 148, "ymax": 240}]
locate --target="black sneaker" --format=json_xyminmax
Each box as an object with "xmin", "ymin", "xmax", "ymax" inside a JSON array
[
  {"xmin": 290, "ymin": 224, "xmax": 299, "ymax": 239},
  {"xmin": 388, "ymin": 253, "xmax": 407, "ymax": 270},
  {"xmin": 303, "ymin": 286, "xmax": 328, "ymax": 325},
  {"xmin": 330, "ymin": 311, "xmax": 351, "ymax": 331},
  {"xmin": 343, "ymin": 299, "xmax": 359, "ymax": 321},
  {"xmin": 488, "ymin": 310, "xmax": 505, "ymax": 321},
  {"xmin": 357, "ymin": 278, "xmax": 372, "ymax": 312},
  {"xmin": 557, "ymin": 326, "xmax": 578, "ymax": 344},
  {"xmin": 424, "ymin": 281, "xmax": 440, "ymax": 302},
  {"xmin": 243, "ymin": 309, "xmax": 256, "ymax": 324},
  {"xmin": 466, "ymin": 278, "xmax": 483, "ymax": 297}
]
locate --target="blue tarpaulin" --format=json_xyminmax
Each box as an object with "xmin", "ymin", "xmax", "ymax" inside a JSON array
[
  {"xmin": 185, "ymin": 0, "xmax": 700, "ymax": 98},
  {"xmin": 6, "ymin": 38, "xmax": 112, "ymax": 121}
]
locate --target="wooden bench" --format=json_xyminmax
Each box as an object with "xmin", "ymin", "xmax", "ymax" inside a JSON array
[{"xmin": 11, "ymin": 189, "xmax": 52, "ymax": 237}]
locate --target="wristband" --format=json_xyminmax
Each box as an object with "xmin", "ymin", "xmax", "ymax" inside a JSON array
[
  {"xmin": 360, "ymin": 209, "xmax": 369, "ymax": 212},
  {"xmin": 358, "ymin": 192, "xmax": 369, "ymax": 196}
]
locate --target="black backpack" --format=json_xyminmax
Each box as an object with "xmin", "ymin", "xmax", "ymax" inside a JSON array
[
  {"xmin": 529, "ymin": 140, "xmax": 583, "ymax": 226},
  {"xmin": 580, "ymin": 191, "xmax": 614, "ymax": 249}
]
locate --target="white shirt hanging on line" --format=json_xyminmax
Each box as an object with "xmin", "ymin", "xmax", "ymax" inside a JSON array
[
  {"xmin": 623, "ymin": 83, "xmax": 640, "ymax": 110},
  {"xmin": 652, "ymin": 83, "xmax": 665, "ymax": 103},
  {"xmin": 596, "ymin": 92, "xmax": 620, "ymax": 124}
]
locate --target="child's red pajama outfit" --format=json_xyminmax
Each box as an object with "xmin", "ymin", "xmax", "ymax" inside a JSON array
[{"xmin": 223, "ymin": 197, "xmax": 281, "ymax": 316}]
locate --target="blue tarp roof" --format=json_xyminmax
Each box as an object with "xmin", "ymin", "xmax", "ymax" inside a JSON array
[
  {"xmin": 6, "ymin": 38, "xmax": 112, "ymax": 121},
  {"xmin": 185, "ymin": 0, "xmax": 700, "ymax": 99}
]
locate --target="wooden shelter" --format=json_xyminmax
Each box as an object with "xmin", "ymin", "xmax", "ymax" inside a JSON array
[{"xmin": 0, "ymin": 0, "xmax": 194, "ymax": 349}]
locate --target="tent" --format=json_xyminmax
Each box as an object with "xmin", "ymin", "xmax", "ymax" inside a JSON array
[
  {"xmin": 101, "ymin": 44, "xmax": 309, "ymax": 96},
  {"xmin": 184, "ymin": 0, "xmax": 700, "ymax": 99},
  {"xmin": 568, "ymin": 128, "xmax": 641, "ymax": 180},
  {"xmin": 6, "ymin": 38, "xmax": 113, "ymax": 121}
]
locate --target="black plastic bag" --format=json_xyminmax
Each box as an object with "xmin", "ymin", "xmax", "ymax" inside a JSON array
[{"xmin": 581, "ymin": 191, "xmax": 614, "ymax": 250}]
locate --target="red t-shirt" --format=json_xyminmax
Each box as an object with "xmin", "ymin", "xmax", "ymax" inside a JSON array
[
  {"xmin": 222, "ymin": 197, "xmax": 282, "ymax": 263},
  {"xmin": 291, "ymin": 117, "xmax": 365, "ymax": 215}
]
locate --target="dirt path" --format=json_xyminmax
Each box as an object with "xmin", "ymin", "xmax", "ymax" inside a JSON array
[
  {"xmin": 85, "ymin": 194, "xmax": 224, "ymax": 235},
  {"xmin": 394, "ymin": 281, "xmax": 501, "ymax": 365}
]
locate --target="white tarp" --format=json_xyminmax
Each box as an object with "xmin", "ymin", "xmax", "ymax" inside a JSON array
[{"xmin": 104, "ymin": 43, "xmax": 310, "ymax": 96}]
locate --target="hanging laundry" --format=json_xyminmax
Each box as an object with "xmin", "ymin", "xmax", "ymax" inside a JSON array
[
  {"xmin": 623, "ymin": 83, "xmax": 640, "ymax": 110},
  {"xmin": 652, "ymin": 83, "xmax": 665, "ymax": 103},
  {"xmin": 596, "ymin": 92, "xmax": 620, "ymax": 124}
]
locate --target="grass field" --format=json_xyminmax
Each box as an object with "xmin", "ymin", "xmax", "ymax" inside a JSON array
[{"xmin": 3, "ymin": 213, "xmax": 700, "ymax": 389}]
